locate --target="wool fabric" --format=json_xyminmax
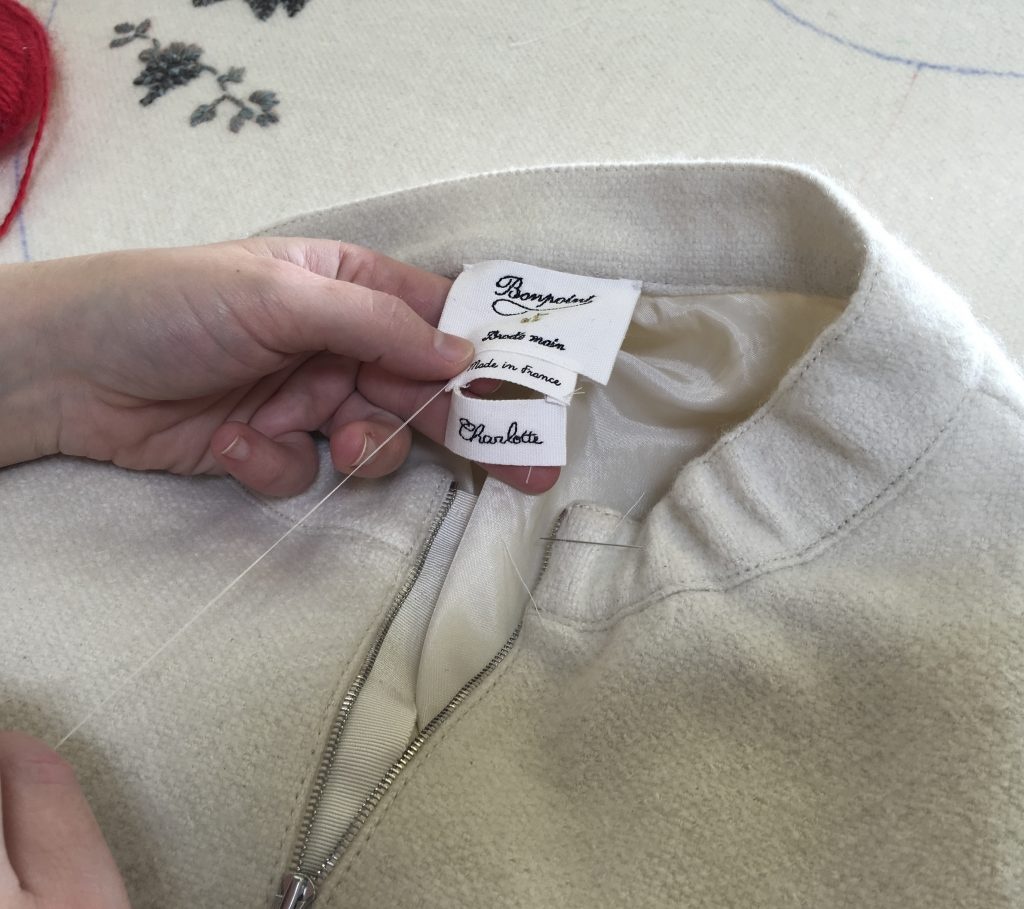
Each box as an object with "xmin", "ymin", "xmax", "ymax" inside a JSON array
[
  {"xmin": 2, "ymin": 162, "xmax": 1023, "ymax": 908},
  {"xmin": 0, "ymin": 0, "xmax": 51, "ymax": 238}
]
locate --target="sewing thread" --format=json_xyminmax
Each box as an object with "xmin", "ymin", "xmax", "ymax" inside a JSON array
[{"xmin": 55, "ymin": 385, "xmax": 448, "ymax": 751}]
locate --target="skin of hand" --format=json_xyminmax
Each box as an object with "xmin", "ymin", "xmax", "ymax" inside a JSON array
[
  {"xmin": 0, "ymin": 732, "xmax": 131, "ymax": 908},
  {"xmin": 0, "ymin": 238, "xmax": 559, "ymax": 495}
]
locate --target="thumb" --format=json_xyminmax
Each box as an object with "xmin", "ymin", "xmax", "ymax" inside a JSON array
[
  {"xmin": 0, "ymin": 732, "xmax": 131, "ymax": 908},
  {"xmin": 267, "ymin": 269, "xmax": 474, "ymax": 382}
]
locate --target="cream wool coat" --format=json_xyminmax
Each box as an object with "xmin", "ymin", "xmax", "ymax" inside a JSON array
[{"xmin": 1, "ymin": 162, "xmax": 1022, "ymax": 907}]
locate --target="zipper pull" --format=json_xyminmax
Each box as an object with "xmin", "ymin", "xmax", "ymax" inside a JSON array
[{"xmin": 277, "ymin": 874, "xmax": 316, "ymax": 909}]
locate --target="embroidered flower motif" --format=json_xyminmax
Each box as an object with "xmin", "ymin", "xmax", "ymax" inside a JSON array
[
  {"xmin": 191, "ymin": 0, "xmax": 311, "ymax": 20},
  {"xmin": 110, "ymin": 19, "xmax": 281, "ymax": 132},
  {"xmin": 135, "ymin": 41, "xmax": 207, "ymax": 105}
]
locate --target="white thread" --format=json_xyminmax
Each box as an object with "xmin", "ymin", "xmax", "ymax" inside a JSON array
[
  {"xmin": 539, "ymin": 536, "xmax": 642, "ymax": 550},
  {"xmin": 536, "ymin": 491, "xmax": 647, "ymax": 550},
  {"xmin": 611, "ymin": 491, "xmax": 645, "ymax": 534},
  {"xmin": 54, "ymin": 384, "xmax": 448, "ymax": 752},
  {"xmin": 505, "ymin": 544, "xmax": 544, "ymax": 622}
]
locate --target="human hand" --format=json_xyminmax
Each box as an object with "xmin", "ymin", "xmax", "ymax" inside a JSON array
[
  {"xmin": 0, "ymin": 732, "xmax": 131, "ymax": 909},
  {"xmin": 0, "ymin": 239, "xmax": 559, "ymax": 495}
]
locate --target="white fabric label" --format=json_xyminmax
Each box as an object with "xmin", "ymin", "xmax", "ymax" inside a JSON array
[
  {"xmin": 439, "ymin": 260, "xmax": 642, "ymax": 384},
  {"xmin": 439, "ymin": 260, "xmax": 641, "ymax": 467},
  {"xmin": 444, "ymin": 387, "xmax": 567, "ymax": 466},
  {"xmin": 450, "ymin": 353, "xmax": 578, "ymax": 403}
]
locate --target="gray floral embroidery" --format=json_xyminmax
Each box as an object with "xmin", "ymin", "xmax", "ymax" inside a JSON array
[
  {"xmin": 110, "ymin": 19, "xmax": 281, "ymax": 132},
  {"xmin": 192, "ymin": 0, "xmax": 310, "ymax": 20}
]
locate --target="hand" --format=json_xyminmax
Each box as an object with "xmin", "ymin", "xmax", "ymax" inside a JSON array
[
  {"xmin": 0, "ymin": 239, "xmax": 559, "ymax": 495},
  {"xmin": 0, "ymin": 732, "xmax": 131, "ymax": 908}
]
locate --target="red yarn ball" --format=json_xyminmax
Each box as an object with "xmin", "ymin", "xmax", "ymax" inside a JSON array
[{"xmin": 0, "ymin": 0, "xmax": 52, "ymax": 239}]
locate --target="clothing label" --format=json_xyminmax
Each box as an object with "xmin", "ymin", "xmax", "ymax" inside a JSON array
[
  {"xmin": 439, "ymin": 260, "xmax": 641, "ymax": 467},
  {"xmin": 439, "ymin": 260, "xmax": 642, "ymax": 385},
  {"xmin": 444, "ymin": 387, "xmax": 567, "ymax": 466},
  {"xmin": 448, "ymin": 354, "xmax": 578, "ymax": 404}
]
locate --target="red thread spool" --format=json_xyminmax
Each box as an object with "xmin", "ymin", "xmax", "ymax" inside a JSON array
[{"xmin": 0, "ymin": 0, "xmax": 51, "ymax": 240}]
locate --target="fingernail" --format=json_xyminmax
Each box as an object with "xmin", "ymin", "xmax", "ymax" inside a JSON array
[
  {"xmin": 344, "ymin": 433, "xmax": 372, "ymax": 471},
  {"xmin": 220, "ymin": 435, "xmax": 251, "ymax": 462},
  {"xmin": 435, "ymin": 331, "xmax": 474, "ymax": 363}
]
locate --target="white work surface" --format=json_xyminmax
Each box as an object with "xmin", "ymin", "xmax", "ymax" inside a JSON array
[{"xmin": 2, "ymin": 1, "xmax": 1022, "ymax": 356}]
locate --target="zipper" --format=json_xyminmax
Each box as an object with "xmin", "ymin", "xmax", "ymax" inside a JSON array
[
  {"xmin": 277, "ymin": 874, "xmax": 315, "ymax": 909},
  {"xmin": 274, "ymin": 503, "xmax": 564, "ymax": 907},
  {"xmin": 282, "ymin": 484, "xmax": 458, "ymax": 892}
]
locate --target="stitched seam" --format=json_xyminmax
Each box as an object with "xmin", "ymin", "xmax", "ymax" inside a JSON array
[
  {"xmin": 570, "ymin": 503, "xmax": 631, "ymax": 521},
  {"xmin": 698, "ymin": 260, "xmax": 879, "ymax": 459},
  {"xmin": 531, "ymin": 261, "xmax": 891, "ymax": 628},
  {"xmin": 316, "ymin": 629, "xmax": 526, "ymax": 903},
  {"xmin": 265, "ymin": 475, "xmax": 449, "ymax": 899},
  {"xmin": 542, "ymin": 382, "xmax": 975, "ymax": 632}
]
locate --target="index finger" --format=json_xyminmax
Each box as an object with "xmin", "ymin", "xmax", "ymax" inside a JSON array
[{"xmin": 245, "ymin": 238, "xmax": 453, "ymax": 324}]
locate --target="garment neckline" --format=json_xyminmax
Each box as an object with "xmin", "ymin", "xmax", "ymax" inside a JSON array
[
  {"xmin": 256, "ymin": 160, "xmax": 988, "ymax": 618},
  {"xmin": 610, "ymin": 168, "xmax": 988, "ymax": 606}
]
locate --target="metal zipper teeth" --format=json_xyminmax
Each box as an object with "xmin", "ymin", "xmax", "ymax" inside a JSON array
[
  {"xmin": 309, "ymin": 622, "xmax": 523, "ymax": 884},
  {"xmin": 279, "ymin": 507, "xmax": 568, "ymax": 908},
  {"xmin": 306, "ymin": 507, "xmax": 567, "ymax": 886},
  {"xmin": 289, "ymin": 483, "xmax": 459, "ymax": 876}
]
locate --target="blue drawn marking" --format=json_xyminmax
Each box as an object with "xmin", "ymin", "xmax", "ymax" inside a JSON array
[
  {"xmin": 766, "ymin": 0, "xmax": 1024, "ymax": 79},
  {"xmin": 10, "ymin": 0, "xmax": 61, "ymax": 261},
  {"xmin": 11, "ymin": 153, "xmax": 30, "ymax": 261}
]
